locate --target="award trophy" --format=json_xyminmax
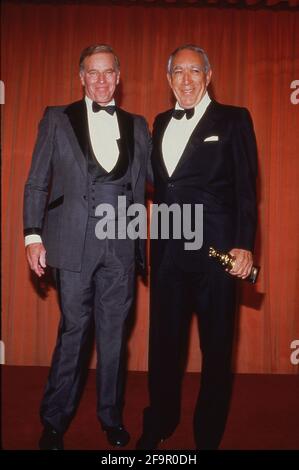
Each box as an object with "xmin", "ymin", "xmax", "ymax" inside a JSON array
[{"xmin": 209, "ymin": 247, "xmax": 259, "ymax": 284}]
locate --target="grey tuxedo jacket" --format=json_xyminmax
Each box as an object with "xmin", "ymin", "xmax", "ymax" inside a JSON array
[{"xmin": 24, "ymin": 100, "xmax": 151, "ymax": 272}]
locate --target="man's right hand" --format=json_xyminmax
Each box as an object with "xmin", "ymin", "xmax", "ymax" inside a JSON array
[{"xmin": 26, "ymin": 243, "xmax": 47, "ymax": 277}]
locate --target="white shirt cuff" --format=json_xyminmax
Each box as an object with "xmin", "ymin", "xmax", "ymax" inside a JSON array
[{"xmin": 25, "ymin": 234, "xmax": 42, "ymax": 246}]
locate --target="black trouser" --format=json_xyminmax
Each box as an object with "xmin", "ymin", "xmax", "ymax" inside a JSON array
[
  {"xmin": 40, "ymin": 217, "xmax": 135, "ymax": 433},
  {"xmin": 146, "ymin": 248, "xmax": 236, "ymax": 449}
]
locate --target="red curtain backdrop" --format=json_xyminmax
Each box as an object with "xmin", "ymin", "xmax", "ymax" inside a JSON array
[{"xmin": 2, "ymin": 1, "xmax": 299, "ymax": 373}]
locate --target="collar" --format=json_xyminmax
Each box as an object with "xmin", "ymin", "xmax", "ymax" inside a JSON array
[
  {"xmin": 85, "ymin": 95, "xmax": 116, "ymax": 112},
  {"xmin": 175, "ymin": 92, "xmax": 211, "ymax": 117}
]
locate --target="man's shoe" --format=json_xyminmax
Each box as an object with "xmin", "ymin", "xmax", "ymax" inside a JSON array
[
  {"xmin": 102, "ymin": 425, "xmax": 130, "ymax": 447},
  {"xmin": 136, "ymin": 432, "xmax": 164, "ymax": 450},
  {"xmin": 39, "ymin": 426, "xmax": 64, "ymax": 450}
]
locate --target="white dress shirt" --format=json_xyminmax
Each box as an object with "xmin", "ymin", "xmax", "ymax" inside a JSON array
[
  {"xmin": 162, "ymin": 92, "xmax": 211, "ymax": 177},
  {"xmin": 25, "ymin": 95, "xmax": 120, "ymax": 247},
  {"xmin": 85, "ymin": 95, "xmax": 120, "ymax": 172}
]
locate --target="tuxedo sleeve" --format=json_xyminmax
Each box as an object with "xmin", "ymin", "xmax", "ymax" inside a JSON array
[
  {"xmin": 232, "ymin": 108, "xmax": 258, "ymax": 252},
  {"xmin": 23, "ymin": 107, "xmax": 54, "ymax": 237}
]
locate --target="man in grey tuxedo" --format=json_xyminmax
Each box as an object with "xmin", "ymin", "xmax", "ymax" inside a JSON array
[{"xmin": 24, "ymin": 44, "xmax": 150, "ymax": 450}]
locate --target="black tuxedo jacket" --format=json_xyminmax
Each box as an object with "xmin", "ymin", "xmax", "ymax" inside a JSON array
[
  {"xmin": 151, "ymin": 100, "xmax": 258, "ymax": 271},
  {"xmin": 24, "ymin": 100, "xmax": 151, "ymax": 272}
]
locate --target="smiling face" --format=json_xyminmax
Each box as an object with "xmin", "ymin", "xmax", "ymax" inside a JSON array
[
  {"xmin": 167, "ymin": 49, "xmax": 212, "ymax": 109},
  {"xmin": 80, "ymin": 52, "xmax": 120, "ymax": 105}
]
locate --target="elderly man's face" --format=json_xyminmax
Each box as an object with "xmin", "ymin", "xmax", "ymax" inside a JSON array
[
  {"xmin": 167, "ymin": 49, "xmax": 212, "ymax": 109},
  {"xmin": 80, "ymin": 52, "xmax": 120, "ymax": 104}
]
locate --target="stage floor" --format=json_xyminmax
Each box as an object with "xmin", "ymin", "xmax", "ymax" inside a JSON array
[{"xmin": 2, "ymin": 366, "xmax": 299, "ymax": 450}]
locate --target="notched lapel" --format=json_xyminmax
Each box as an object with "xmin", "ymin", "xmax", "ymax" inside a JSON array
[
  {"xmin": 152, "ymin": 110, "xmax": 173, "ymax": 177},
  {"xmin": 171, "ymin": 102, "xmax": 218, "ymax": 175}
]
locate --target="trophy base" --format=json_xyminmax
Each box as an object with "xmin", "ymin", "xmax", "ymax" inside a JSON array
[{"xmin": 248, "ymin": 266, "xmax": 260, "ymax": 284}]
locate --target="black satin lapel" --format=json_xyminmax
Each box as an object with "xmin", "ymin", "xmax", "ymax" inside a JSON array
[
  {"xmin": 63, "ymin": 100, "xmax": 88, "ymax": 175},
  {"xmin": 116, "ymin": 108, "xmax": 134, "ymax": 161},
  {"xmin": 172, "ymin": 101, "xmax": 217, "ymax": 176},
  {"xmin": 152, "ymin": 110, "xmax": 173, "ymax": 178},
  {"xmin": 116, "ymin": 108, "xmax": 136, "ymax": 184},
  {"xmin": 191, "ymin": 101, "xmax": 219, "ymax": 140}
]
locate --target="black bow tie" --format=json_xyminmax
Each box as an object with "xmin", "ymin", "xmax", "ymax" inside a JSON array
[
  {"xmin": 92, "ymin": 101, "xmax": 116, "ymax": 115},
  {"xmin": 172, "ymin": 108, "xmax": 195, "ymax": 120}
]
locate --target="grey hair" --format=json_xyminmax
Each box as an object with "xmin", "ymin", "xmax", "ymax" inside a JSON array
[
  {"xmin": 79, "ymin": 44, "xmax": 120, "ymax": 72},
  {"xmin": 167, "ymin": 44, "xmax": 211, "ymax": 74}
]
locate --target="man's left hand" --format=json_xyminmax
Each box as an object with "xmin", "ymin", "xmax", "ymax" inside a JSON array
[{"xmin": 228, "ymin": 248, "xmax": 253, "ymax": 279}]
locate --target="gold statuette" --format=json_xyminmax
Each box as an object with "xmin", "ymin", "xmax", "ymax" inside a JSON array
[{"xmin": 209, "ymin": 247, "xmax": 259, "ymax": 284}]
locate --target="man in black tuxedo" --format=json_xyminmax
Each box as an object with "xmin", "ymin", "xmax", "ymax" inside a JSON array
[
  {"xmin": 137, "ymin": 44, "xmax": 257, "ymax": 450},
  {"xmin": 24, "ymin": 44, "xmax": 150, "ymax": 449}
]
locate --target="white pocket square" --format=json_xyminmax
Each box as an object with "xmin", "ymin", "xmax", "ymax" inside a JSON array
[{"xmin": 204, "ymin": 135, "xmax": 219, "ymax": 142}]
